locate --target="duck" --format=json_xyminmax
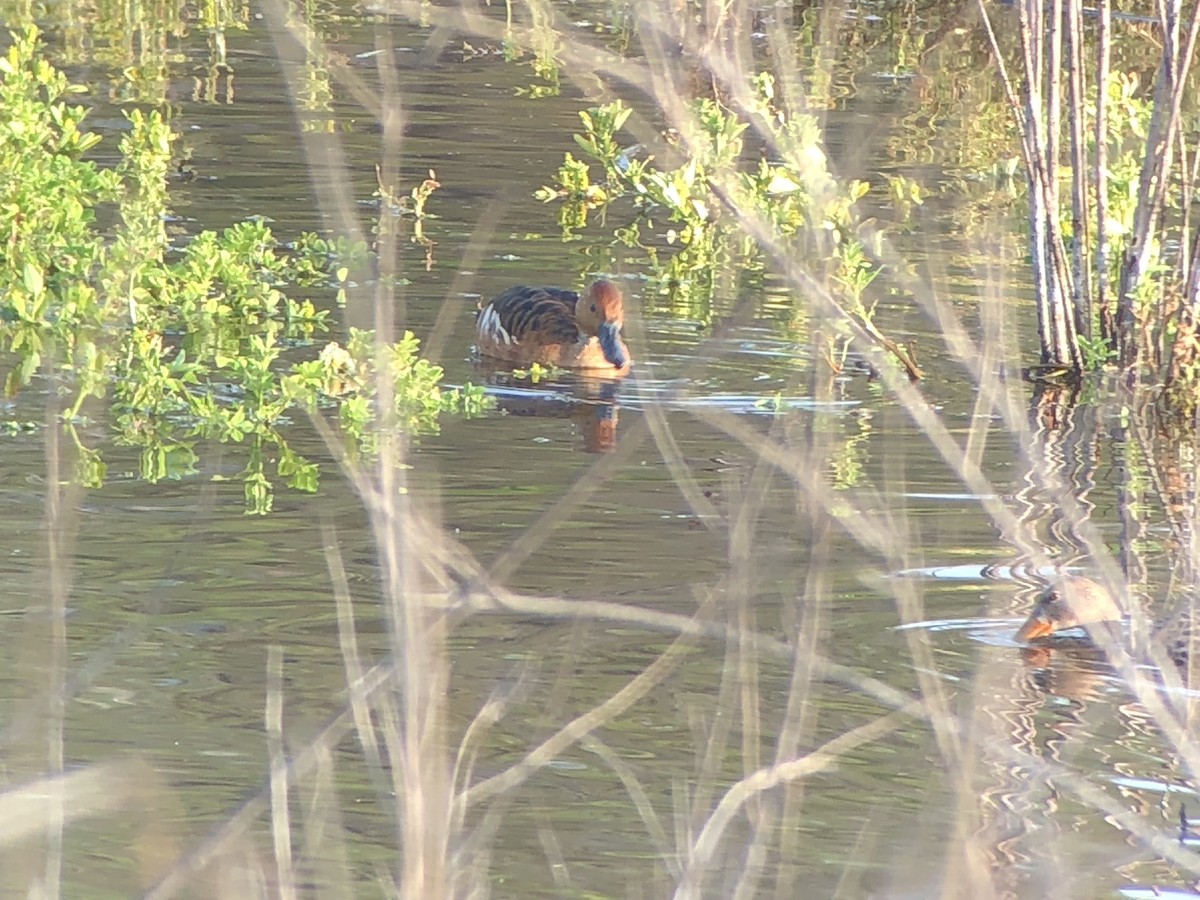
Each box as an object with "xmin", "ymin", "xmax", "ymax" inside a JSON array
[
  {"xmin": 475, "ymin": 279, "xmax": 631, "ymax": 374},
  {"xmin": 1016, "ymin": 575, "xmax": 1196, "ymax": 666}
]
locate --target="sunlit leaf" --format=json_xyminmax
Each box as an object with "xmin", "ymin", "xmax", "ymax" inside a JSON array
[
  {"xmin": 765, "ymin": 172, "xmax": 801, "ymax": 195},
  {"xmin": 22, "ymin": 262, "xmax": 44, "ymax": 296}
]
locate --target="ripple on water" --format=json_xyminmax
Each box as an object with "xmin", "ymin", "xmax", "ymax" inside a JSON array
[
  {"xmin": 471, "ymin": 366, "xmax": 863, "ymax": 419},
  {"xmin": 894, "ymin": 616, "xmax": 1023, "ymax": 646},
  {"xmin": 1109, "ymin": 775, "xmax": 1198, "ymax": 797},
  {"xmin": 892, "ymin": 564, "xmax": 1081, "ymax": 581}
]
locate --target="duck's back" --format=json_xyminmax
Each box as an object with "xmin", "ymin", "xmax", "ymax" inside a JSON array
[{"xmin": 477, "ymin": 286, "xmax": 581, "ymax": 351}]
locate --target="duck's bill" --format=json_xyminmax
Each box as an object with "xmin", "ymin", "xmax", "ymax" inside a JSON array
[
  {"xmin": 1015, "ymin": 614, "xmax": 1053, "ymax": 642},
  {"xmin": 598, "ymin": 323, "xmax": 629, "ymax": 370}
]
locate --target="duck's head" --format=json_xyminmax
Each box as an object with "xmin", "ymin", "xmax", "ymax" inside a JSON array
[
  {"xmin": 1015, "ymin": 576, "xmax": 1124, "ymax": 642},
  {"xmin": 578, "ymin": 280, "xmax": 629, "ymax": 371}
]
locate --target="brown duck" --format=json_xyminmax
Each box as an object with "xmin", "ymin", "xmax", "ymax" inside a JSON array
[
  {"xmin": 1016, "ymin": 575, "xmax": 1197, "ymax": 666},
  {"xmin": 475, "ymin": 280, "xmax": 631, "ymax": 374}
]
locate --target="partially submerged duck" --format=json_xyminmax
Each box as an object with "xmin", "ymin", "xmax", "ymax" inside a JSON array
[
  {"xmin": 1015, "ymin": 577, "xmax": 1124, "ymax": 643},
  {"xmin": 1016, "ymin": 575, "xmax": 1196, "ymax": 666},
  {"xmin": 475, "ymin": 279, "xmax": 631, "ymax": 375}
]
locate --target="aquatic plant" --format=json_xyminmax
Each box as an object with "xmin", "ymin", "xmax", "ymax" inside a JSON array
[
  {"xmin": 0, "ymin": 27, "xmax": 488, "ymax": 513},
  {"xmin": 535, "ymin": 83, "xmax": 919, "ymax": 378}
]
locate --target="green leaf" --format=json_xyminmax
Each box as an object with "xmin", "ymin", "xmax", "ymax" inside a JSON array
[{"xmin": 22, "ymin": 262, "xmax": 44, "ymax": 296}]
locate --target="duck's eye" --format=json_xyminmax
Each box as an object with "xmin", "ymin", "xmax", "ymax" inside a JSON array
[{"xmin": 590, "ymin": 303, "xmax": 597, "ymax": 312}]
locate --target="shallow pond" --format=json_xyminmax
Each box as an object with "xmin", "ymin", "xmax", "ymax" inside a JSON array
[{"xmin": 1, "ymin": 3, "xmax": 1196, "ymax": 898}]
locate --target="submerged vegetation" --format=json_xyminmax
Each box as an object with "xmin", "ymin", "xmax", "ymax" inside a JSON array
[{"xmin": 0, "ymin": 27, "xmax": 487, "ymax": 513}]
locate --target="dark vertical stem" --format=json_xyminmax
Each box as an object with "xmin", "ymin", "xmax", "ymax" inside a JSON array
[
  {"xmin": 1179, "ymin": 130, "xmax": 1197, "ymax": 291},
  {"xmin": 1094, "ymin": 0, "xmax": 1111, "ymax": 341},
  {"xmin": 1066, "ymin": 0, "xmax": 1091, "ymax": 339},
  {"xmin": 1116, "ymin": 0, "xmax": 1186, "ymax": 367},
  {"xmin": 1163, "ymin": 1, "xmax": 1200, "ymax": 382},
  {"xmin": 1186, "ymin": 180, "xmax": 1200, "ymax": 308},
  {"xmin": 1016, "ymin": 0, "xmax": 1053, "ymax": 363},
  {"xmin": 1016, "ymin": 0, "xmax": 1080, "ymax": 369},
  {"xmin": 1045, "ymin": 0, "xmax": 1061, "ymax": 242},
  {"xmin": 1043, "ymin": 0, "xmax": 1081, "ymax": 368}
]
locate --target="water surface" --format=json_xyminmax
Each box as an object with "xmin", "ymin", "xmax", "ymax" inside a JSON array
[{"xmin": 0, "ymin": 4, "xmax": 1193, "ymax": 897}]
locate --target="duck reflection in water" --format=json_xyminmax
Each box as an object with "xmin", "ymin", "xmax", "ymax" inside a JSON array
[
  {"xmin": 574, "ymin": 389, "xmax": 620, "ymax": 453},
  {"xmin": 473, "ymin": 361, "xmax": 625, "ymax": 454}
]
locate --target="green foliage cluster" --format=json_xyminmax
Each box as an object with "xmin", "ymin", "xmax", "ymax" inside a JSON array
[
  {"xmin": 535, "ymin": 75, "xmax": 881, "ymax": 338},
  {"xmin": 1095, "ymin": 72, "xmax": 1153, "ymax": 246},
  {"xmin": 1091, "ymin": 69, "xmax": 1200, "ymax": 396},
  {"xmin": 0, "ymin": 28, "xmax": 488, "ymax": 513}
]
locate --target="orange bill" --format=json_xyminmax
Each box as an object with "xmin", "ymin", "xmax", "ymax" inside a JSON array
[{"xmin": 1016, "ymin": 613, "xmax": 1054, "ymax": 642}]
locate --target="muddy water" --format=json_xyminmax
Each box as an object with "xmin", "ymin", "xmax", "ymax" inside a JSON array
[{"xmin": 0, "ymin": 5, "xmax": 1194, "ymax": 898}]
